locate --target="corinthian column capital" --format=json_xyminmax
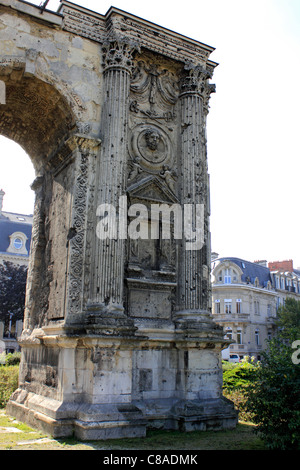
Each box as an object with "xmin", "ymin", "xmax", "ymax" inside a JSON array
[
  {"xmin": 180, "ymin": 63, "xmax": 213, "ymax": 94},
  {"xmin": 102, "ymin": 36, "xmax": 140, "ymax": 73}
]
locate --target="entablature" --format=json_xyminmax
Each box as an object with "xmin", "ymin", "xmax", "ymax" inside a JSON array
[{"xmin": 59, "ymin": 1, "xmax": 218, "ymax": 70}]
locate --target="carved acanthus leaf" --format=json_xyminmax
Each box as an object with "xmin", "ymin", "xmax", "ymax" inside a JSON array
[{"xmin": 102, "ymin": 37, "xmax": 140, "ymax": 72}]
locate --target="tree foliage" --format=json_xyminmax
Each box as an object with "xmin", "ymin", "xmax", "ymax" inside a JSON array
[
  {"xmin": 244, "ymin": 298, "xmax": 300, "ymax": 450},
  {"xmin": 276, "ymin": 297, "xmax": 300, "ymax": 341},
  {"xmin": 0, "ymin": 261, "xmax": 27, "ymax": 333}
]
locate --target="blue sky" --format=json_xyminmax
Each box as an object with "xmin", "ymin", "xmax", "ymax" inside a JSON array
[{"xmin": 1, "ymin": 0, "xmax": 299, "ymax": 267}]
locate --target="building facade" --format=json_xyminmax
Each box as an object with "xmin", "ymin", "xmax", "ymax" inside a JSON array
[
  {"xmin": 211, "ymin": 256, "xmax": 300, "ymax": 361},
  {"xmin": 0, "ymin": 189, "xmax": 32, "ymax": 352},
  {"xmin": 0, "ymin": 189, "xmax": 33, "ymax": 266}
]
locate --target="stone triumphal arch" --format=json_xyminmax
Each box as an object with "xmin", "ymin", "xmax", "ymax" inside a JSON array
[{"xmin": 1, "ymin": 0, "xmax": 237, "ymax": 439}]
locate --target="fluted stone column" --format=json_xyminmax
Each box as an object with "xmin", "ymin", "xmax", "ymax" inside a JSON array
[
  {"xmin": 86, "ymin": 39, "xmax": 139, "ymax": 333},
  {"xmin": 174, "ymin": 64, "xmax": 217, "ymax": 334}
]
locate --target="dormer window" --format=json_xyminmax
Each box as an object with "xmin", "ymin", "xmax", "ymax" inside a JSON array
[
  {"xmin": 7, "ymin": 231, "xmax": 28, "ymax": 256},
  {"xmin": 212, "ymin": 261, "xmax": 242, "ymax": 285},
  {"xmin": 13, "ymin": 238, "xmax": 23, "ymax": 250}
]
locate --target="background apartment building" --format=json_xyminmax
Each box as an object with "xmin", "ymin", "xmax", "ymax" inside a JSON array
[
  {"xmin": 0, "ymin": 189, "xmax": 32, "ymax": 353},
  {"xmin": 211, "ymin": 256, "xmax": 300, "ymax": 361}
]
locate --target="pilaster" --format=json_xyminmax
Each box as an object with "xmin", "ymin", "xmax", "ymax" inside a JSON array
[{"xmin": 64, "ymin": 135, "xmax": 101, "ymax": 326}]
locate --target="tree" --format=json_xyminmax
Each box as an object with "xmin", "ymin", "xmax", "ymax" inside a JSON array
[
  {"xmin": 244, "ymin": 298, "xmax": 300, "ymax": 450},
  {"xmin": 276, "ymin": 297, "xmax": 300, "ymax": 340},
  {"xmin": 0, "ymin": 261, "xmax": 28, "ymax": 336}
]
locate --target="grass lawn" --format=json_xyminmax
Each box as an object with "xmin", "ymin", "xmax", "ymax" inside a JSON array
[{"xmin": 0, "ymin": 410, "xmax": 265, "ymax": 450}]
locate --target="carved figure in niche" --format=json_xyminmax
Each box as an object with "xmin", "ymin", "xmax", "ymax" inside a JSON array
[
  {"xmin": 160, "ymin": 165, "xmax": 177, "ymax": 194},
  {"xmin": 128, "ymin": 156, "xmax": 142, "ymax": 182}
]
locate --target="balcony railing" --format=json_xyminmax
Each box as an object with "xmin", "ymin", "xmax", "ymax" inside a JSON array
[
  {"xmin": 286, "ymin": 286, "xmax": 296, "ymax": 293},
  {"xmin": 213, "ymin": 313, "xmax": 250, "ymax": 322}
]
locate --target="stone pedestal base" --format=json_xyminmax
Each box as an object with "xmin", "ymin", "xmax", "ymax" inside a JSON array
[
  {"xmin": 7, "ymin": 391, "xmax": 238, "ymax": 440},
  {"xmin": 134, "ymin": 397, "xmax": 238, "ymax": 432},
  {"xmin": 6, "ymin": 327, "xmax": 238, "ymax": 440},
  {"xmin": 7, "ymin": 392, "xmax": 146, "ymax": 440}
]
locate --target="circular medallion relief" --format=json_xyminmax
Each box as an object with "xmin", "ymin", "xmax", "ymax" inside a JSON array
[{"xmin": 129, "ymin": 124, "xmax": 173, "ymax": 171}]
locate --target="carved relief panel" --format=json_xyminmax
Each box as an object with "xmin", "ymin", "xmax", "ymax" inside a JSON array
[
  {"xmin": 128, "ymin": 52, "xmax": 180, "ymax": 189},
  {"xmin": 126, "ymin": 52, "xmax": 180, "ymax": 321}
]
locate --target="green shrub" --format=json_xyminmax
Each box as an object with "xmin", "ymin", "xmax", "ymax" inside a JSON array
[
  {"xmin": 244, "ymin": 337, "xmax": 300, "ymax": 450},
  {"xmin": 0, "ymin": 365, "xmax": 19, "ymax": 408},
  {"xmin": 5, "ymin": 352, "xmax": 21, "ymax": 366},
  {"xmin": 223, "ymin": 388, "xmax": 254, "ymax": 423},
  {"xmin": 222, "ymin": 361, "xmax": 258, "ymax": 423},
  {"xmin": 223, "ymin": 361, "xmax": 257, "ymax": 391},
  {"xmin": 222, "ymin": 360, "xmax": 238, "ymax": 371}
]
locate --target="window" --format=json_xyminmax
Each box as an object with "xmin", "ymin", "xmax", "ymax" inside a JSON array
[
  {"xmin": 254, "ymin": 300, "xmax": 260, "ymax": 314},
  {"xmin": 267, "ymin": 304, "xmax": 273, "ymax": 316},
  {"xmin": 237, "ymin": 329, "xmax": 242, "ymax": 345},
  {"xmin": 224, "ymin": 269, "xmax": 231, "ymax": 284},
  {"xmin": 224, "ymin": 301, "xmax": 232, "ymax": 314},
  {"xmin": 7, "ymin": 231, "xmax": 28, "ymax": 255},
  {"xmin": 281, "ymin": 278, "xmax": 285, "ymax": 290},
  {"xmin": 293, "ymin": 281, "xmax": 297, "ymax": 293},
  {"xmin": 255, "ymin": 329, "xmax": 260, "ymax": 346},
  {"xmin": 225, "ymin": 328, "xmax": 232, "ymax": 340},
  {"xmin": 276, "ymin": 297, "xmax": 281, "ymax": 310},
  {"xmin": 268, "ymin": 330, "xmax": 272, "ymax": 341},
  {"xmin": 214, "ymin": 300, "xmax": 220, "ymax": 314},
  {"xmin": 236, "ymin": 299, "xmax": 242, "ymax": 314},
  {"xmin": 13, "ymin": 238, "xmax": 23, "ymax": 250}
]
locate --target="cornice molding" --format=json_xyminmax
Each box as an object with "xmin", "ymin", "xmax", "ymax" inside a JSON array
[{"xmin": 59, "ymin": 1, "xmax": 217, "ymax": 69}]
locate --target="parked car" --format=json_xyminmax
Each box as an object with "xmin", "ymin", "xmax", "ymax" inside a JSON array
[
  {"xmin": 222, "ymin": 347, "xmax": 230, "ymax": 361},
  {"xmin": 229, "ymin": 354, "xmax": 240, "ymax": 363}
]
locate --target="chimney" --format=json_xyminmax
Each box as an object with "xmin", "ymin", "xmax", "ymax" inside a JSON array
[
  {"xmin": 268, "ymin": 260, "xmax": 293, "ymax": 272},
  {"xmin": 254, "ymin": 260, "xmax": 267, "ymax": 267},
  {"xmin": 0, "ymin": 189, "xmax": 5, "ymax": 215}
]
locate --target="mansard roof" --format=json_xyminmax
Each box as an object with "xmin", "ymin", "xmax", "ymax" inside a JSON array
[{"xmin": 213, "ymin": 257, "xmax": 273, "ymax": 287}]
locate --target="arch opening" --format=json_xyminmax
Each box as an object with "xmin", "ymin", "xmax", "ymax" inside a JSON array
[
  {"xmin": 0, "ymin": 68, "xmax": 79, "ymax": 331},
  {"xmin": 0, "ymin": 70, "xmax": 76, "ymax": 173},
  {"xmin": 0, "ymin": 136, "xmax": 35, "ymax": 215}
]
